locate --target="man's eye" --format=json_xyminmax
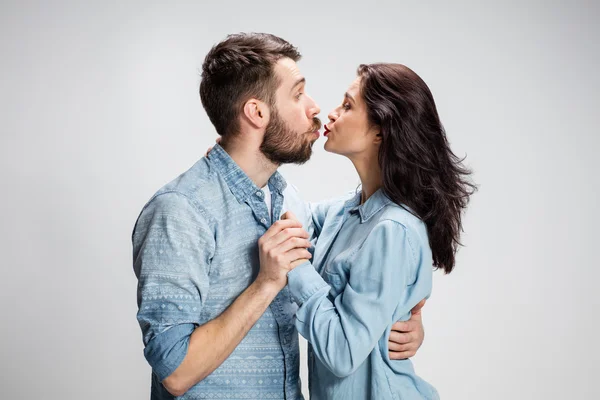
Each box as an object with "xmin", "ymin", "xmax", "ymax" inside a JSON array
[{"xmin": 296, "ymin": 93, "xmax": 303, "ymax": 100}]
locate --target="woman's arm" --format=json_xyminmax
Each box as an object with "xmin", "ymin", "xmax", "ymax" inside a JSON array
[{"xmin": 287, "ymin": 220, "xmax": 421, "ymax": 377}]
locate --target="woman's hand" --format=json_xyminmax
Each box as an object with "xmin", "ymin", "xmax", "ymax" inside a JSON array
[
  {"xmin": 204, "ymin": 137, "xmax": 221, "ymax": 157},
  {"xmin": 281, "ymin": 211, "xmax": 310, "ymax": 268}
]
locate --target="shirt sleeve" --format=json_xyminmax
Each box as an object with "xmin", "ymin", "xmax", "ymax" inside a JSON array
[
  {"xmin": 132, "ymin": 191, "xmax": 215, "ymax": 381},
  {"xmin": 306, "ymin": 200, "xmax": 331, "ymax": 239},
  {"xmin": 287, "ymin": 220, "xmax": 414, "ymax": 377}
]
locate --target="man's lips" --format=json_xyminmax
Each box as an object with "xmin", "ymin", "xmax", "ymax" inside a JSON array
[{"xmin": 308, "ymin": 124, "xmax": 322, "ymax": 137}]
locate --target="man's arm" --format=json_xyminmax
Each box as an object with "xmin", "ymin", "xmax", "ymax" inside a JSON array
[
  {"xmin": 162, "ymin": 278, "xmax": 279, "ymax": 396},
  {"xmin": 134, "ymin": 194, "xmax": 312, "ymax": 397},
  {"xmin": 163, "ymin": 219, "xmax": 312, "ymax": 396}
]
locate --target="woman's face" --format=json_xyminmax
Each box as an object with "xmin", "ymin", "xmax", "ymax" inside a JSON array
[{"xmin": 324, "ymin": 76, "xmax": 380, "ymax": 158}]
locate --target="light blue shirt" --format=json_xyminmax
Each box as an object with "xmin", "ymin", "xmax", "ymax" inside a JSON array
[
  {"xmin": 132, "ymin": 144, "xmax": 311, "ymax": 399},
  {"xmin": 288, "ymin": 190, "xmax": 439, "ymax": 400}
]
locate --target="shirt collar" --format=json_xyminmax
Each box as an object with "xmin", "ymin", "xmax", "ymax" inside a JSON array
[
  {"xmin": 348, "ymin": 188, "xmax": 393, "ymax": 223},
  {"xmin": 207, "ymin": 144, "xmax": 287, "ymax": 203},
  {"xmin": 267, "ymin": 168, "xmax": 287, "ymax": 194}
]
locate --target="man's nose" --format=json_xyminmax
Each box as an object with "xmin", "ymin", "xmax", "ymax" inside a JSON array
[{"xmin": 307, "ymin": 95, "xmax": 320, "ymax": 118}]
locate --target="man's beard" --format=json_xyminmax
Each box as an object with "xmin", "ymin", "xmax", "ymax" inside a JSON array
[{"xmin": 260, "ymin": 107, "xmax": 321, "ymax": 165}]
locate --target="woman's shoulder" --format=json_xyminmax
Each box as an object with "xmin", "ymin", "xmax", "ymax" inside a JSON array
[
  {"xmin": 316, "ymin": 190, "xmax": 360, "ymax": 217},
  {"xmin": 373, "ymin": 204, "xmax": 433, "ymax": 277},
  {"xmin": 377, "ymin": 203, "xmax": 429, "ymax": 245}
]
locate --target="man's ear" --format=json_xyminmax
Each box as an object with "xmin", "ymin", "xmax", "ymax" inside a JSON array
[{"xmin": 242, "ymin": 99, "xmax": 269, "ymax": 129}]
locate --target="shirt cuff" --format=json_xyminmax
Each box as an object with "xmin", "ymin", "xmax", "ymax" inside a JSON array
[
  {"xmin": 144, "ymin": 323, "xmax": 195, "ymax": 381},
  {"xmin": 287, "ymin": 261, "xmax": 329, "ymax": 305}
]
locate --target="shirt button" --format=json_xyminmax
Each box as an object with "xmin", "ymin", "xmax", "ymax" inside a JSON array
[
  {"xmin": 256, "ymin": 191, "xmax": 263, "ymax": 197},
  {"xmin": 260, "ymin": 218, "xmax": 267, "ymax": 224}
]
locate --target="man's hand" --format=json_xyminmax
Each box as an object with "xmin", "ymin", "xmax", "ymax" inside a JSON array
[
  {"xmin": 388, "ymin": 299, "xmax": 426, "ymax": 360},
  {"xmin": 256, "ymin": 218, "xmax": 312, "ymax": 291}
]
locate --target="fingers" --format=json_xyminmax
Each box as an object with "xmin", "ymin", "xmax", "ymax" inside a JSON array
[
  {"xmin": 411, "ymin": 299, "xmax": 427, "ymax": 315},
  {"xmin": 281, "ymin": 210, "xmax": 299, "ymax": 221},
  {"xmin": 270, "ymin": 227, "xmax": 309, "ymax": 247},
  {"xmin": 409, "ymin": 311, "xmax": 422, "ymax": 322},
  {"xmin": 391, "ymin": 319, "xmax": 419, "ymax": 333},
  {"xmin": 389, "ymin": 330, "xmax": 411, "ymax": 345},
  {"xmin": 260, "ymin": 220, "xmax": 303, "ymax": 242},
  {"xmin": 388, "ymin": 341, "xmax": 416, "ymax": 353},
  {"xmin": 277, "ymin": 237, "xmax": 311, "ymax": 254},
  {"xmin": 285, "ymin": 248, "xmax": 312, "ymax": 264},
  {"xmin": 388, "ymin": 350, "xmax": 417, "ymax": 360},
  {"xmin": 205, "ymin": 137, "xmax": 221, "ymax": 156},
  {"xmin": 389, "ymin": 317, "xmax": 424, "ymax": 360},
  {"xmin": 388, "ymin": 330, "xmax": 418, "ymax": 352}
]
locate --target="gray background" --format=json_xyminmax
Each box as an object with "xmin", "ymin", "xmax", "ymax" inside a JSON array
[{"xmin": 1, "ymin": 1, "xmax": 598, "ymax": 399}]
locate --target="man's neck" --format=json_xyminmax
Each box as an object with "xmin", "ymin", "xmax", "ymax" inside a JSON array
[{"xmin": 221, "ymin": 141, "xmax": 279, "ymax": 189}]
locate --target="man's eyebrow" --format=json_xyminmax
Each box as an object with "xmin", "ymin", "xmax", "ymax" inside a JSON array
[{"xmin": 290, "ymin": 77, "xmax": 306, "ymax": 93}]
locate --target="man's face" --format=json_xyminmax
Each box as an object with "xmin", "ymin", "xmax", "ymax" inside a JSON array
[{"xmin": 260, "ymin": 58, "xmax": 321, "ymax": 165}]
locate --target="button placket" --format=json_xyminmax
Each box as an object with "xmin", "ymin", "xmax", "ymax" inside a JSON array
[{"xmin": 246, "ymin": 195, "xmax": 270, "ymax": 227}]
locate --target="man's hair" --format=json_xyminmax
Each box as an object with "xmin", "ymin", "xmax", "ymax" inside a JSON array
[{"xmin": 199, "ymin": 33, "xmax": 301, "ymax": 141}]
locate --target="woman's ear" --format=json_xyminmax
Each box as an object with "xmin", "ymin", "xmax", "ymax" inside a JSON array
[{"xmin": 373, "ymin": 127, "xmax": 383, "ymax": 145}]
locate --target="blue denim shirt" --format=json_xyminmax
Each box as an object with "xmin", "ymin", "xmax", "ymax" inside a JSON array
[
  {"xmin": 132, "ymin": 144, "xmax": 309, "ymax": 399},
  {"xmin": 288, "ymin": 189, "xmax": 439, "ymax": 400}
]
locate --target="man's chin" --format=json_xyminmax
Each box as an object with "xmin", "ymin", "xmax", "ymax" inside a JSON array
[
  {"xmin": 260, "ymin": 139, "xmax": 314, "ymax": 165},
  {"xmin": 261, "ymin": 152, "xmax": 311, "ymax": 166},
  {"xmin": 288, "ymin": 147, "xmax": 313, "ymax": 165}
]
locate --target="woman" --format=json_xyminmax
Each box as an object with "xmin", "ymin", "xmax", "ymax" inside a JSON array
[{"xmin": 286, "ymin": 63, "xmax": 475, "ymax": 399}]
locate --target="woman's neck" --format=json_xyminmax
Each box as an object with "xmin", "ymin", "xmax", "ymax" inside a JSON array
[{"xmin": 349, "ymin": 151, "xmax": 383, "ymax": 204}]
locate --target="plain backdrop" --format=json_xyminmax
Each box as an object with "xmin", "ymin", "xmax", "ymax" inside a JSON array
[{"xmin": 1, "ymin": 1, "xmax": 598, "ymax": 399}]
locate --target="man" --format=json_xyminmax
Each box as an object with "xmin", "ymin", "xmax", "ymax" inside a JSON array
[{"xmin": 132, "ymin": 33, "xmax": 425, "ymax": 399}]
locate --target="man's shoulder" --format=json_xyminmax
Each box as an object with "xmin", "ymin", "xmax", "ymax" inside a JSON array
[
  {"xmin": 161, "ymin": 157, "xmax": 217, "ymax": 195},
  {"xmin": 139, "ymin": 157, "xmax": 227, "ymax": 218}
]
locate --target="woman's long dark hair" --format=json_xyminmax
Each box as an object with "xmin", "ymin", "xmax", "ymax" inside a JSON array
[{"xmin": 358, "ymin": 63, "xmax": 476, "ymax": 274}]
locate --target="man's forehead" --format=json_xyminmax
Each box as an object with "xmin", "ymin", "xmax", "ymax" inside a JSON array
[{"xmin": 274, "ymin": 57, "xmax": 304, "ymax": 87}]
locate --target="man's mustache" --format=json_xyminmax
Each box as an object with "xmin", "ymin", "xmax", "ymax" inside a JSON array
[{"xmin": 308, "ymin": 117, "xmax": 322, "ymax": 133}]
